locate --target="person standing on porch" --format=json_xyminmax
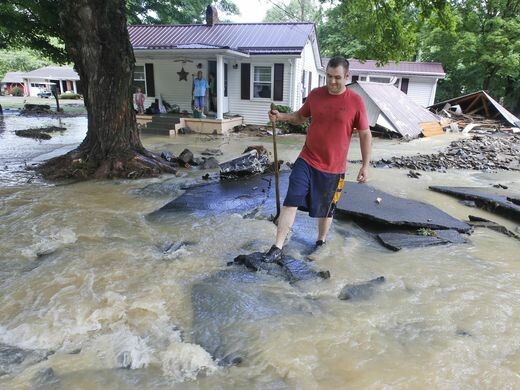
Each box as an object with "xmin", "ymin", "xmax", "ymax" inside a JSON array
[
  {"xmin": 208, "ymin": 72, "xmax": 217, "ymax": 112},
  {"xmin": 263, "ymin": 56, "xmax": 372, "ymax": 263},
  {"xmin": 134, "ymin": 87, "xmax": 145, "ymax": 114},
  {"xmin": 192, "ymin": 71, "xmax": 208, "ymax": 118}
]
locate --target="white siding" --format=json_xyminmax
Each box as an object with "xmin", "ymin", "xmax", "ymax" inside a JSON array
[
  {"xmin": 407, "ymin": 77, "xmax": 437, "ymax": 107},
  {"xmin": 300, "ymin": 41, "xmax": 321, "ymax": 101},
  {"xmin": 138, "ymin": 60, "xmax": 201, "ymax": 113},
  {"xmin": 227, "ymin": 56, "xmax": 295, "ymax": 125}
]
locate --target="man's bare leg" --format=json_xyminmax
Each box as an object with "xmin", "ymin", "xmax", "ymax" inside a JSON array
[
  {"xmin": 263, "ymin": 206, "xmax": 297, "ymax": 262},
  {"xmin": 317, "ymin": 217, "xmax": 333, "ymax": 243},
  {"xmin": 275, "ymin": 206, "xmax": 298, "ymax": 248}
]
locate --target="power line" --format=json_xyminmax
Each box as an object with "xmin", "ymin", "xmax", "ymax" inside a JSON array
[{"xmin": 263, "ymin": 0, "xmax": 301, "ymax": 21}]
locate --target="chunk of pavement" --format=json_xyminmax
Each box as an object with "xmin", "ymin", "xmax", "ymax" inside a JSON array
[
  {"xmin": 468, "ymin": 215, "xmax": 520, "ymax": 240},
  {"xmin": 336, "ymin": 182, "xmax": 472, "ymax": 233},
  {"xmin": 377, "ymin": 229, "xmax": 466, "ymax": 251},
  {"xmin": 179, "ymin": 148, "xmax": 194, "ymax": 164},
  {"xmin": 233, "ymin": 251, "xmax": 330, "ymax": 283},
  {"xmin": 191, "ymin": 269, "xmax": 323, "ymax": 365},
  {"xmin": 201, "ymin": 157, "xmax": 220, "ymax": 169},
  {"xmin": 157, "ymin": 173, "xmax": 275, "ymax": 216},
  {"xmin": 338, "ymin": 276, "xmax": 386, "ymax": 301},
  {"xmin": 429, "ymin": 186, "xmax": 520, "ymax": 222},
  {"xmin": 0, "ymin": 342, "xmax": 54, "ymax": 376}
]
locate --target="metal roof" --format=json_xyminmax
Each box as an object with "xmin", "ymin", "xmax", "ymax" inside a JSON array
[
  {"xmin": 348, "ymin": 81, "xmax": 441, "ymax": 138},
  {"xmin": 322, "ymin": 58, "xmax": 445, "ymax": 78},
  {"xmin": 128, "ymin": 23, "xmax": 315, "ymax": 55},
  {"xmin": 23, "ymin": 66, "xmax": 79, "ymax": 80},
  {"xmin": 1, "ymin": 71, "xmax": 24, "ymax": 83}
]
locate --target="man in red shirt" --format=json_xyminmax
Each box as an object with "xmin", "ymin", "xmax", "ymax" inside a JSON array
[{"xmin": 264, "ymin": 56, "xmax": 372, "ymax": 263}]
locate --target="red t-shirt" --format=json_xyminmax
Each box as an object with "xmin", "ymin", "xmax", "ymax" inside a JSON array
[{"xmin": 298, "ymin": 86, "xmax": 369, "ymax": 174}]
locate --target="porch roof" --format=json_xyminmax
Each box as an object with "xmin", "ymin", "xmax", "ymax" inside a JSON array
[{"xmin": 128, "ymin": 22, "xmax": 315, "ymax": 55}]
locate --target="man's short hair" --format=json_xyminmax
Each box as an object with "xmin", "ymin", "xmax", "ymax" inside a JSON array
[{"xmin": 327, "ymin": 56, "xmax": 350, "ymax": 72}]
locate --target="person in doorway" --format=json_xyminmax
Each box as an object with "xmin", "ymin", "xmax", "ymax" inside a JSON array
[
  {"xmin": 134, "ymin": 87, "xmax": 145, "ymax": 114},
  {"xmin": 192, "ymin": 71, "xmax": 208, "ymax": 118},
  {"xmin": 263, "ymin": 56, "xmax": 372, "ymax": 263},
  {"xmin": 208, "ymin": 72, "xmax": 217, "ymax": 112}
]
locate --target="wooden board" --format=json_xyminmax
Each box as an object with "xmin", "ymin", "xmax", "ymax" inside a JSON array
[{"xmin": 420, "ymin": 121, "xmax": 444, "ymax": 137}]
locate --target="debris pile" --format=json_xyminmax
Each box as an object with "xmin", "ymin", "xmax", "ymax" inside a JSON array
[
  {"xmin": 373, "ymin": 134, "xmax": 520, "ymax": 172},
  {"xmin": 15, "ymin": 126, "xmax": 66, "ymax": 140},
  {"xmin": 219, "ymin": 146, "xmax": 270, "ymax": 179},
  {"xmin": 160, "ymin": 148, "xmax": 220, "ymax": 169},
  {"xmin": 429, "ymin": 91, "xmax": 520, "ymax": 134}
]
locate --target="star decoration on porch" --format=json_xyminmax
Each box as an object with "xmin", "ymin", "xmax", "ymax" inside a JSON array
[{"xmin": 177, "ymin": 67, "xmax": 188, "ymax": 81}]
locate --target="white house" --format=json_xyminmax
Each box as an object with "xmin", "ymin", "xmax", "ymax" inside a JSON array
[
  {"xmin": 128, "ymin": 6, "xmax": 323, "ymax": 125},
  {"xmin": 342, "ymin": 59, "xmax": 445, "ymax": 107},
  {"xmin": 22, "ymin": 66, "xmax": 80, "ymax": 97}
]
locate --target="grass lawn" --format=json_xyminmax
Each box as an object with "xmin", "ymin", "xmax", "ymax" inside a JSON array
[{"xmin": 0, "ymin": 95, "xmax": 87, "ymax": 115}]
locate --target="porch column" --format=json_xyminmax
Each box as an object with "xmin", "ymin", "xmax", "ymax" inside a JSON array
[{"xmin": 216, "ymin": 54, "xmax": 224, "ymax": 120}]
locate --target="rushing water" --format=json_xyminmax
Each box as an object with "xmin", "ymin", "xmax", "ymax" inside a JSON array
[{"xmin": 0, "ymin": 114, "xmax": 519, "ymax": 389}]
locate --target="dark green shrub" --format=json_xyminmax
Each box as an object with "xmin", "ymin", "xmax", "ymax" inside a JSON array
[
  {"xmin": 11, "ymin": 86, "xmax": 23, "ymax": 96},
  {"xmin": 58, "ymin": 93, "xmax": 82, "ymax": 99},
  {"xmin": 269, "ymin": 104, "xmax": 309, "ymax": 134}
]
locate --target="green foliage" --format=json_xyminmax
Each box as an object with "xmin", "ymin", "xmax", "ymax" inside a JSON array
[
  {"xmin": 0, "ymin": 48, "xmax": 53, "ymax": 80},
  {"xmin": 0, "ymin": 1, "xmax": 68, "ymax": 63},
  {"xmin": 126, "ymin": 0, "xmax": 239, "ymax": 24},
  {"xmin": 318, "ymin": 0, "xmax": 520, "ymax": 114},
  {"xmin": 318, "ymin": 0, "xmax": 455, "ymax": 63},
  {"xmin": 419, "ymin": 0, "xmax": 520, "ymax": 114},
  {"xmin": 270, "ymin": 104, "xmax": 309, "ymax": 134},
  {"xmin": 263, "ymin": 0, "xmax": 323, "ymax": 23},
  {"xmin": 10, "ymin": 86, "xmax": 23, "ymax": 96},
  {"xmin": 416, "ymin": 228, "xmax": 437, "ymax": 236}
]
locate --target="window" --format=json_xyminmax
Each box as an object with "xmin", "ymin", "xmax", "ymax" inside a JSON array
[
  {"xmin": 369, "ymin": 76, "xmax": 391, "ymax": 83},
  {"xmin": 253, "ymin": 66, "xmax": 272, "ymax": 99},
  {"xmin": 133, "ymin": 65, "xmax": 146, "ymax": 94}
]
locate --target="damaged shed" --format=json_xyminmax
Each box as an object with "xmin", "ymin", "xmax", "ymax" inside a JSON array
[
  {"xmin": 428, "ymin": 90, "xmax": 520, "ymax": 128},
  {"xmin": 347, "ymin": 81, "xmax": 443, "ymax": 139}
]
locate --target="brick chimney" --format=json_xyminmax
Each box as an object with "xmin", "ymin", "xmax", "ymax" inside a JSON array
[{"xmin": 206, "ymin": 5, "xmax": 219, "ymax": 26}]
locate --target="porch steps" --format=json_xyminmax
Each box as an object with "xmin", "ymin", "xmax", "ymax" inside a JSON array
[{"xmin": 140, "ymin": 115, "xmax": 181, "ymax": 135}]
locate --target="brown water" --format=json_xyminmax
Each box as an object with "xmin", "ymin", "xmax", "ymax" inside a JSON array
[{"xmin": 0, "ymin": 115, "xmax": 519, "ymax": 389}]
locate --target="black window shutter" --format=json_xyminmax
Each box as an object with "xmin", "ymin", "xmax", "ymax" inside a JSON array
[
  {"xmin": 308, "ymin": 71, "xmax": 312, "ymax": 93},
  {"xmin": 241, "ymin": 63, "xmax": 250, "ymax": 100},
  {"xmin": 351, "ymin": 75, "xmax": 359, "ymax": 83},
  {"xmin": 145, "ymin": 63, "xmax": 155, "ymax": 96},
  {"xmin": 273, "ymin": 63, "xmax": 284, "ymax": 101},
  {"xmin": 401, "ymin": 78, "xmax": 409, "ymax": 94}
]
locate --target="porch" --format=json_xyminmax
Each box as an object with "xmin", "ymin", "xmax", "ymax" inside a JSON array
[{"xmin": 136, "ymin": 112, "xmax": 243, "ymax": 136}]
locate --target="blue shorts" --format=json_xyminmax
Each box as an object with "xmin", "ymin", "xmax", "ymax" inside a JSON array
[
  {"xmin": 194, "ymin": 96, "xmax": 205, "ymax": 109},
  {"xmin": 283, "ymin": 158, "xmax": 345, "ymax": 218}
]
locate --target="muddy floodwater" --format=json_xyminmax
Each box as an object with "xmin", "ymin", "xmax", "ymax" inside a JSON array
[{"xmin": 0, "ymin": 114, "xmax": 519, "ymax": 389}]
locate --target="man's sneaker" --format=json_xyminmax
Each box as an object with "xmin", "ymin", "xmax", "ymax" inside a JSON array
[
  {"xmin": 262, "ymin": 245, "xmax": 282, "ymax": 263},
  {"xmin": 201, "ymin": 113, "xmax": 206, "ymax": 118},
  {"xmin": 315, "ymin": 240, "xmax": 325, "ymax": 247}
]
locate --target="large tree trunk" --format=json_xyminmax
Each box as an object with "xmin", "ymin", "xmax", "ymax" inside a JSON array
[{"xmin": 37, "ymin": 0, "xmax": 175, "ymax": 180}]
